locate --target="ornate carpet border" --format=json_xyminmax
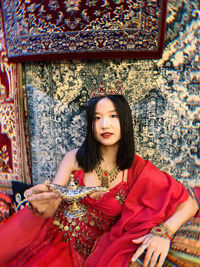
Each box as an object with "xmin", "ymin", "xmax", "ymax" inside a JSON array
[{"xmin": 1, "ymin": 0, "xmax": 168, "ymax": 62}]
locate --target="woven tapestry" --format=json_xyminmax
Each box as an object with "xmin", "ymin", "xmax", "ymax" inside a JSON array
[
  {"xmin": 1, "ymin": 0, "xmax": 167, "ymax": 62},
  {"xmin": 0, "ymin": 9, "xmax": 31, "ymax": 194},
  {"xmin": 23, "ymin": 0, "xmax": 199, "ymax": 187}
]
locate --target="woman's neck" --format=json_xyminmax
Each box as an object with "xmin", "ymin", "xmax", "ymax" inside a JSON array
[{"xmin": 100, "ymin": 144, "xmax": 119, "ymax": 170}]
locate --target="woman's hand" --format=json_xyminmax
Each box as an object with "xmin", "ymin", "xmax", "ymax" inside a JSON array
[
  {"xmin": 26, "ymin": 181, "xmax": 61, "ymax": 218},
  {"xmin": 130, "ymin": 234, "xmax": 170, "ymax": 267}
]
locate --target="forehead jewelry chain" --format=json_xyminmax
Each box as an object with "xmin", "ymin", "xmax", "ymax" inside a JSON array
[{"xmin": 95, "ymin": 162, "xmax": 120, "ymax": 188}]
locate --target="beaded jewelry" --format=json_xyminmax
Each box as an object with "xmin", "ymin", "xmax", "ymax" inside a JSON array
[
  {"xmin": 95, "ymin": 162, "xmax": 120, "ymax": 188},
  {"xmin": 150, "ymin": 223, "xmax": 174, "ymax": 240}
]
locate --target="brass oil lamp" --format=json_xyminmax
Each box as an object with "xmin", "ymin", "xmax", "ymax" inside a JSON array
[{"xmin": 45, "ymin": 174, "xmax": 108, "ymax": 218}]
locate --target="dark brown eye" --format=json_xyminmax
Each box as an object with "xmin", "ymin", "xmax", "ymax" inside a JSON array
[
  {"xmin": 94, "ymin": 116, "xmax": 101, "ymax": 120},
  {"xmin": 111, "ymin": 114, "xmax": 118, "ymax": 118}
]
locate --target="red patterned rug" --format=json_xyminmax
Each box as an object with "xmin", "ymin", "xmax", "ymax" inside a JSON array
[
  {"xmin": 1, "ymin": 0, "xmax": 168, "ymax": 62},
  {"xmin": 0, "ymin": 8, "xmax": 31, "ymax": 194}
]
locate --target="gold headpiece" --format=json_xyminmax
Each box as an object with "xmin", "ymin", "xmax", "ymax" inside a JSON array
[{"xmin": 90, "ymin": 81, "xmax": 124, "ymax": 99}]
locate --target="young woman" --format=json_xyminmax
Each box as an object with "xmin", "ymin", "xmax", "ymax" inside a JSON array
[{"xmin": 0, "ymin": 92, "xmax": 198, "ymax": 267}]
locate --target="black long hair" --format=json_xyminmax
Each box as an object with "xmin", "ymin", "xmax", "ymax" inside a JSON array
[{"xmin": 76, "ymin": 95, "xmax": 135, "ymax": 172}]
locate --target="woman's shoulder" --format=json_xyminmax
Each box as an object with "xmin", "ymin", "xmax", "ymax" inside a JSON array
[
  {"xmin": 64, "ymin": 148, "xmax": 78, "ymax": 158},
  {"xmin": 53, "ymin": 148, "xmax": 81, "ymax": 184},
  {"xmin": 63, "ymin": 148, "xmax": 81, "ymax": 170}
]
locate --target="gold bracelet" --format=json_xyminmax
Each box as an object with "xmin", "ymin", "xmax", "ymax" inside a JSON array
[{"xmin": 150, "ymin": 223, "xmax": 174, "ymax": 240}]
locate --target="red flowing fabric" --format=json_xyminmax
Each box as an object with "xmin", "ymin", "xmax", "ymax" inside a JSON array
[
  {"xmin": 0, "ymin": 207, "xmax": 46, "ymax": 264},
  {"xmin": 85, "ymin": 160, "xmax": 189, "ymax": 267},
  {"xmin": 0, "ymin": 155, "xmax": 189, "ymax": 267},
  {"xmin": 189, "ymin": 187, "xmax": 200, "ymax": 218}
]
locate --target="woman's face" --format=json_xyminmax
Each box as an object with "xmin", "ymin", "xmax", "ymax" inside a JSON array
[{"xmin": 93, "ymin": 97, "xmax": 121, "ymax": 148}]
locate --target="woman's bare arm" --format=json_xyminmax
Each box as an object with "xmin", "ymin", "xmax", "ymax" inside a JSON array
[
  {"xmin": 27, "ymin": 148, "xmax": 80, "ymax": 217},
  {"xmin": 163, "ymin": 195, "xmax": 198, "ymax": 233}
]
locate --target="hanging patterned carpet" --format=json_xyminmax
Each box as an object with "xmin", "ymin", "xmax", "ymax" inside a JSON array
[
  {"xmin": 23, "ymin": 0, "xmax": 200, "ymax": 187},
  {"xmin": 1, "ymin": 0, "xmax": 168, "ymax": 62},
  {"xmin": 0, "ymin": 1, "xmax": 200, "ymax": 266},
  {"xmin": 0, "ymin": 8, "xmax": 31, "ymax": 194}
]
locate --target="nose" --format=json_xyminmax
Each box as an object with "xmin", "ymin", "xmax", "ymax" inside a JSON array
[{"xmin": 101, "ymin": 117, "xmax": 109, "ymax": 128}]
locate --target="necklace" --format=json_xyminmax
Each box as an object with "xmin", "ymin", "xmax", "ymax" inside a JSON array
[{"xmin": 95, "ymin": 162, "xmax": 120, "ymax": 188}]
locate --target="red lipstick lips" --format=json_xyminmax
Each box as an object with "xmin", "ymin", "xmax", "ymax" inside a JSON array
[{"xmin": 101, "ymin": 132, "xmax": 113, "ymax": 138}]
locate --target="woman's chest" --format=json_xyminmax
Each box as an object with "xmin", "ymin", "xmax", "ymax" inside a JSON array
[{"xmin": 83, "ymin": 169, "xmax": 128, "ymax": 200}]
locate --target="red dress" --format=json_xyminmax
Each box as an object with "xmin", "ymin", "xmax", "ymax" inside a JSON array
[
  {"xmin": 0, "ymin": 167, "xmax": 129, "ymax": 267},
  {"xmin": 0, "ymin": 155, "xmax": 189, "ymax": 267}
]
